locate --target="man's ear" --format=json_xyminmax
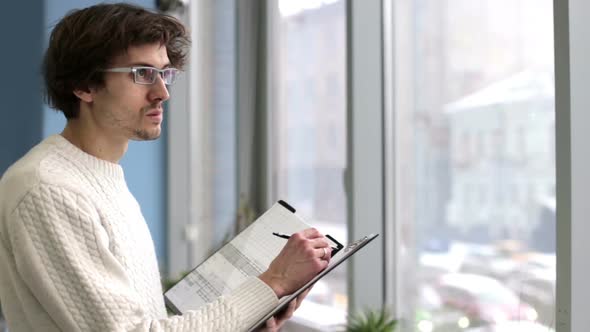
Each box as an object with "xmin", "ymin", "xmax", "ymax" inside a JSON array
[{"xmin": 73, "ymin": 88, "xmax": 94, "ymax": 103}]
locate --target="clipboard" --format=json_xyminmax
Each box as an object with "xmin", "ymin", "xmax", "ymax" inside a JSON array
[
  {"xmin": 163, "ymin": 200, "xmax": 379, "ymax": 331},
  {"xmin": 247, "ymin": 233, "xmax": 379, "ymax": 332}
]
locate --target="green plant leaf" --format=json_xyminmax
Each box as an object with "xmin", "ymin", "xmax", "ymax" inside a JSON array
[{"xmin": 346, "ymin": 308, "xmax": 398, "ymax": 332}]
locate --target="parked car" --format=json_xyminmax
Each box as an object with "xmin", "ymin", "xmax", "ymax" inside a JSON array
[
  {"xmin": 505, "ymin": 269, "xmax": 555, "ymax": 327},
  {"xmin": 433, "ymin": 273, "xmax": 538, "ymax": 325},
  {"xmin": 416, "ymin": 284, "xmax": 487, "ymax": 332},
  {"xmin": 465, "ymin": 321, "xmax": 554, "ymax": 332}
]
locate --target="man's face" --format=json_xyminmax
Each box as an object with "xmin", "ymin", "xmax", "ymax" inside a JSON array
[{"xmin": 88, "ymin": 43, "xmax": 171, "ymax": 141}]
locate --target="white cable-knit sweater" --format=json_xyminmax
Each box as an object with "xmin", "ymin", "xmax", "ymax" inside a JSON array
[{"xmin": 0, "ymin": 135, "xmax": 278, "ymax": 332}]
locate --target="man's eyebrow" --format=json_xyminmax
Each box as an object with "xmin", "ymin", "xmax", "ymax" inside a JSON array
[{"xmin": 129, "ymin": 62, "xmax": 172, "ymax": 69}]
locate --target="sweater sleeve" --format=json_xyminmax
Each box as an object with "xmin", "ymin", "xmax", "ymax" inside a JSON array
[{"xmin": 8, "ymin": 183, "xmax": 278, "ymax": 332}]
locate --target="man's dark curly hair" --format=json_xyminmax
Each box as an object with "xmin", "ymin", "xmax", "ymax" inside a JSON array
[{"xmin": 43, "ymin": 3, "xmax": 190, "ymax": 119}]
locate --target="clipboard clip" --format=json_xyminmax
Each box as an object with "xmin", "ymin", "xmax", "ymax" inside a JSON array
[{"xmin": 326, "ymin": 234, "xmax": 344, "ymax": 257}]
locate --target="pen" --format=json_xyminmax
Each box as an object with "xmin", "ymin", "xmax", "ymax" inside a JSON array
[
  {"xmin": 272, "ymin": 232, "xmax": 291, "ymax": 239},
  {"xmin": 272, "ymin": 232, "xmax": 344, "ymax": 257}
]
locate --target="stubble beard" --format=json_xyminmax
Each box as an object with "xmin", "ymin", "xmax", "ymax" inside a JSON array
[
  {"xmin": 131, "ymin": 106, "xmax": 162, "ymax": 141},
  {"xmin": 132, "ymin": 127, "xmax": 161, "ymax": 141}
]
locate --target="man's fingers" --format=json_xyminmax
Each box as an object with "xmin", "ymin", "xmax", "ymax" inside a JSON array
[
  {"xmin": 301, "ymin": 228, "xmax": 322, "ymax": 238},
  {"xmin": 295, "ymin": 287, "xmax": 312, "ymax": 310},
  {"xmin": 284, "ymin": 297, "xmax": 298, "ymax": 317},
  {"xmin": 299, "ymin": 286, "xmax": 312, "ymax": 299},
  {"xmin": 265, "ymin": 287, "xmax": 315, "ymax": 331},
  {"xmin": 316, "ymin": 246, "xmax": 332, "ymax": 259},
  {"xmin": 309, "ymin": 237, "xmax": 331, "ymax": 248},
  {"xmin": 265, "ymin": 317, "xmax": 277, "ymax": 329}
]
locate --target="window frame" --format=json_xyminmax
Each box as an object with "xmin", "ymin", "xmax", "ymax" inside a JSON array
[
  {"xmin": 166, "ymin": 1, "xmax": 390, "ymax": 329},
  {"xmin": 345, "ymin": 0, "xmax": 386, "ymax": 314},
  {"xmin": 166, "ymin": 1, "xmax": 590, "ymax": 331},
  {"xmin": 265, "ymin": 0, "xmax": 387, "ymax": 330},
  {"xmin": 382, "ymin": 0, "xmax": 415, "ymax": 322},
  {"xmin": 554, "ymin": 0, "xmax": 590, "ymax": 330},
  {"xmin": 167, "ymin": 0, "xmax": 217, "ymax": 277}
]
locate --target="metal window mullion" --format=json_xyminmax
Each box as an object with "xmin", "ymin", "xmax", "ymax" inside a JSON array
[
  {"xmin": 263, "ymin": 0, "xmax": 277, "ymax": 210},
  {"xmin": 167, "ymin": 7, "xmax": 192, "ymax": 278},
  {"xmin": 555, "ymin": 0, "xmax": 590, "ymax": 331},
  {"xmin": 383, "ymin": 0, "xmax": 417, "ymax": 324},
  {"xmin": 346, "ymin": 0, "xmax": 385, "ymax": 313},
  {"xmin": 167, "ymin": 1, "xmax": 215, "ymax": 277},
  {"xmin": 187, "ymin": 0, "xmax": 214, "ymax": 267}
]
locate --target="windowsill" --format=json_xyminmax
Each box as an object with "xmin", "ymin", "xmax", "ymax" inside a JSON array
[{"xmin": 282, "ymin": 300, "xmax": 347, "ymax": 332}]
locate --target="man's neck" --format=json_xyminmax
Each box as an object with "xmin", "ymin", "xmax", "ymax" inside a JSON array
[{"xmin": 61, "ymin": 120, "xmax": 128, "ymax": 163}]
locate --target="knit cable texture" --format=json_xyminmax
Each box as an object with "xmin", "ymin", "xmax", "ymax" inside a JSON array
[{"xmin": 0, "ymin": 135, "xmax": 277, "ymax": 332}]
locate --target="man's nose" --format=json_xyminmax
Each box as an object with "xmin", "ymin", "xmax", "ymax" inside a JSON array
[{"xmin": 148, "ymin": 75, "xmax": 170, "ymax": 102}]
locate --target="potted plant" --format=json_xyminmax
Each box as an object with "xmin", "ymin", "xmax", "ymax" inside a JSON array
[{"xmin": 345, "ymin": 308, "xmax": 398, "ymax": 332}]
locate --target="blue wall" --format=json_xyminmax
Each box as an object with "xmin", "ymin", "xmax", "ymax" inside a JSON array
[
  {"xmin": 0, "ymin": 1, "xmax": 44, "ymax": 174},
  {"xmin": 1, "ymin": 0, "xmax": 167, "ymax": 270}
]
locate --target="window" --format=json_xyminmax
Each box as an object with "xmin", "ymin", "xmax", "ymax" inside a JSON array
[
  {"xmin": 167, "ymin": 0, "xmax": 239, "ymax": 276},
  {"xmin": 167, "ymin": 0, "xmax": 590, "ymax": 330},
  {"xmin": 268, "ymin": 0, "xmax": 348, "ymax": 328},
  {"xmin": 389, "ymin": 0, "xmax": 555, "ymax": 331}
]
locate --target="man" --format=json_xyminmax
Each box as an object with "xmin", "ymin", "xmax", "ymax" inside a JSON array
[{"xmin": 0, "ymin": 3, "xmax": 332, "ymax": 332}]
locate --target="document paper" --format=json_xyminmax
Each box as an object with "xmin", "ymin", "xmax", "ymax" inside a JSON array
[{"xmin": 164, "ymin": 202, "xmax": 310, "ymax": 313}]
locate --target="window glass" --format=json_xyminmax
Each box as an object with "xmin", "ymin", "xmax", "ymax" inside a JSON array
[
  {"xmin": 211, "ymin": 0, "xmax": 238, "ymax": 249},
  {"xmin": 396, "ymin": 1, "xmax": 556, "ymax": 331},
  {"xmin": 270, "ymin": 0, "xmax": 348, "ymax": 327}
]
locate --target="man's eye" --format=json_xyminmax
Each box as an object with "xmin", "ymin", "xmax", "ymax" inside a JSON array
[{"xmin": 137, "ymin": 68, "xmax": 148, "ymax": 77}]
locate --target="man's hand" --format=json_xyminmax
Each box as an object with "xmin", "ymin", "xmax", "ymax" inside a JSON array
[
  {"xmin": 257, "ymin": 287, "xmax": 312, "ymax": 332},
  {"xmin": 259, "ymin": 228, "xmax": 331, "ymax": 298}
]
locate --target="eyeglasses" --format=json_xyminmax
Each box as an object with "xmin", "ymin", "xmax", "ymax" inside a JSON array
[{"xmin": 102, "ymin": 66, "xmax": 180, "ymax": 85}]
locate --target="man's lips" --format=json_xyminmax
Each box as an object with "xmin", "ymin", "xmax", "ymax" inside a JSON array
[
  {"xmin": 146, "ymin": 109, "xmax": 163, "ymax": 116},
  {"xmin": 146, "ymin": 109, "xmax": 163, "ymax": 123}
]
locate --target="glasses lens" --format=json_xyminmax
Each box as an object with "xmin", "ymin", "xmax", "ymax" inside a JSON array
[
  {"xmin": 135, "ymin": 67, "xmax": 157, "ymax": 84},
  {"xmin": 162, "ymin": 69, "xmax": 178, "ymax": 85}
]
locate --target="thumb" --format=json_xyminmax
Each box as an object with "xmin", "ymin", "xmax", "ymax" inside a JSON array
[{"xmin": 265, "ymin": 317, "xmax": 277, "ymax": 331}]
